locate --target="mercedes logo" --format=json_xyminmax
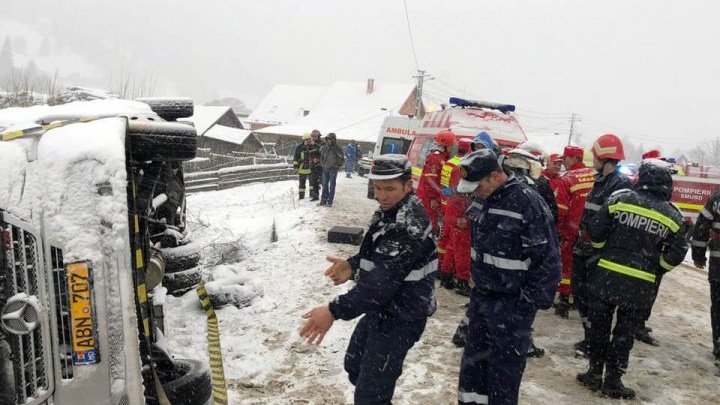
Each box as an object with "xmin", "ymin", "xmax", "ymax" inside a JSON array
[{"xmin": 1, "ymin": 294, "xmax": 42, "ymax": 335}]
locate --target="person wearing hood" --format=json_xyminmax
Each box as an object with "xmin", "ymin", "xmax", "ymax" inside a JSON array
[
  {"xmin": 456, "ymin": 149, "xmax": 560, "ymax": 405},
  {"xmin": 578, "ymin": 159, "xmax": 688, "ymax": 399},
  {"xmin": 319, "ymin": 132, "xmax": 344, "ymax": 207},
  {"xmin": 416, "ymin": 130, "xmax": 456, "ymax": 233},
  {"xmin": 300, "ymin": 154, "xmax": 437, "ymax": 404},
  {"xmin": 344, "ymin": 140, "xmax": 358, "ymax": 178}
]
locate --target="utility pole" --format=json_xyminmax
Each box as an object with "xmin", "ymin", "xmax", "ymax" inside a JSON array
[
  {"xmin": 568, "ymin": 112, "xmax": 580, "ymax": 144},
  {"xmin": 412, "ymin": 70, "xmax": 433, "ymax": 118}
]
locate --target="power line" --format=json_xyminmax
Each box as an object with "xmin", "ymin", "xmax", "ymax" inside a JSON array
[{"xmin": 402, "ymin": 0, "xmax": 420, "ymax": 70}]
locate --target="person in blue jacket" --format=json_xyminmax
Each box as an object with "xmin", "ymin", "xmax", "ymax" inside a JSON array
[
  {"xmin": 301, "ymin": 154, "xmax": 437, "ymax": 404},
  {"xmin": 456, "ymin": 149, "xmax": 561, "ymax": 405},
  {"xmin": 344, "ymin": 140, "xmax": 358, "ymax": 178}
]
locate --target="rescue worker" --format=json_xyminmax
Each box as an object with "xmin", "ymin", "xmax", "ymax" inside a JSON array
[
  {"xmin": 578, "ymin": 159, "xmax": 688, "ymax": 399},
  {"xmin": 416, "ymin": 130, "xmax": 456, "ymax": 233},
  {"xmin": 515, "ymin": 142, "xmax": 558, "ymax": 222},
  {"xmin": 554, "ymin": 145, "xmax": 596, "ymax": 318},
  {"xmin": 292, "ymin": 133, "xmax": 313, "ymax": 199},
  {"xmin": 641, "ymin": 149, "xmax": 662, "ymax": 160},
  {"xmin": 438, "ymin": 138, "xmax": 473, "ymax": 294},
  {"xmin": 691, "ymin": 187, "xmax": 720, "ymax": 366},
  {"xmin": 573, "ymin": 134, "xmax": 633, "ymax": 357},
  {"xmin": 456, "ymin": 149, "xmax": 560, "ymax": 405},
  {"xmin": 543, "ymin": 153, "xmax": 564, "ymax": 194},
  {"xmin": 309, "ymin": 129, "xmax": 324, "ymax": 201},
  {"xmin": 300, "ymin": 154, "xmax": 437, "ymax": 404}
]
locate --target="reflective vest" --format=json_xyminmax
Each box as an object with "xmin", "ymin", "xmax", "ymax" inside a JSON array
[{"xmin": 441, "ymin": 156, "xmax": 461, "ymax": 188}]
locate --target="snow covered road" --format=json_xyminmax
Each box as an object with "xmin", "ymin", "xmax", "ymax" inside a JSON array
[{"xmin": 165, "ymin": 174, "xmax": 719, "ymax": 404}]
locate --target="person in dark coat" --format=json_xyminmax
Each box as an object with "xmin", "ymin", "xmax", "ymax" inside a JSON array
[
  {"xmin": 578, "ymin": 159, "xmax": 688, "ymax": 399},
  {"xmin": 301, "ymin": 154, "xmax": 437, "ymax": 404},
  {"xmin": 292, "ymin": 133, "xmax": 314, "ymax": 199},
  {"xmin": 456, "ymin": 149, "xmax": 561, "ymax": 405},
  {"xmin": 309, "ymin": 129, "xmax": 324, "ymax": 201},
  {"xmin": 691, "ymin": 187, "xmax": 720, "ymax": 366},
  {"xmin": 319, "ymin": 133, "xmax": 344, "ymax": 207}
]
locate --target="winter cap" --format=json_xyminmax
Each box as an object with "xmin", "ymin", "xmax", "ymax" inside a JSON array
[
  {"xmin": 367, "ymin": 154, "xmax": 412, "ymax": 180},
  {"xmin": 311, "ymin": 129, "xmax": 321, "ymax": 138},
  {"xmin": 548, "ymin": 153, "xmax": 563, "ymax": 162},
  {"xmin": 472, "ymin": 132, "xmax": 495, "ymax": 150},
  {"xmin": 326, "ymin": 132, "xmax": 337, "ymax": 141},
  {"xmin": 457, "ymin": 149, "xmax": 501, "ymax": 194},
  {"xmin": 560, "ymin": 145, "xmax": 584, "ymax": 159}
]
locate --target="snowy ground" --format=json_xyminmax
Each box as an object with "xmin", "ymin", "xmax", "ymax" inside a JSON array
[{"xmin": 164, "ymin": 174, "xmax": 720, "ymax": 405}]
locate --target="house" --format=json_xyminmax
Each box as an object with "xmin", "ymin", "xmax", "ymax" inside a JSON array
[
  {"xmin": 253, "ymin": 79, "xmax": 425, "ymax": 155},
  {"xmin": 199, "ymin": 125, "xmax": 264, "ymax": 155},
  {"xmin": 246, "ymin": 84, "xmax": 327, "ymax": 131},
  {"xmin": 180, "ymin": 105, "xmax": 246, "ymax": 135}
]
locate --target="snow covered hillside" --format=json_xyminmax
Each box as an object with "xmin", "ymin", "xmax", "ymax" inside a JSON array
[{"xmin": 165, "ymin": 175, "xmax": 719, "ymax": 404}]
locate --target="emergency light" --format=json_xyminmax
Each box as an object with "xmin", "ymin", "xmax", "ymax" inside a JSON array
[{"xmin": 448, "ymin": 97, "xmax": 516, "ymax": 114}]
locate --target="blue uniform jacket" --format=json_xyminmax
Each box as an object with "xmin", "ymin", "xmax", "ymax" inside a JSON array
[
  {"xmin": 344, "ymin": 144, "xmax": 357, "ymax": 161},
  {"xmin": 465, "ymin": 176, "xmax": 561, "ymax": 310},
  {"xmin": 328, "ymin": 193, "xmax": 437, "ymax": 321}
]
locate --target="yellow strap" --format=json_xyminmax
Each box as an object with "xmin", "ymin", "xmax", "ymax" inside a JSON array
[
  {"xmin": 598, "ymin": 258, "xmax": 656, "ymax": 283},
  {"xmin": 197, "ymin": 282, "xmax": 228, "ymax": 405},
  {"xmin": 659, "ymin": 255, "xmax": 675, "ymax": 271},
  {"xmin": 608, "ymin": 202, "xmax": 680, "ymax": 233}
]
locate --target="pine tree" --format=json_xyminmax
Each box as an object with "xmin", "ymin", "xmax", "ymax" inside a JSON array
[{"xmin": 0, "ymin": 37, "xmax": 15, "ymax": 78}]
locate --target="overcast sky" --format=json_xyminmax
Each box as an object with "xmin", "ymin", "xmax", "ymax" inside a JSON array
[{"xmin": 3, "ymin": 0, "xmax": 719, "ymax": 152}]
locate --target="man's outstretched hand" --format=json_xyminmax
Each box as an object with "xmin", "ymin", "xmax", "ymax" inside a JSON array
[
  {"xmin": 324, "ymin": 256, "xmax": 352, "ymax": 285},
  {"xmin": 300, "ymin": 305, "xmax": 334, "ymax": 345}
]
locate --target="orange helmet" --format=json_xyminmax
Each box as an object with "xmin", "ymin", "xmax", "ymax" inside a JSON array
[
  {"xmin": 434, "ymin": 130, "xmax": 456, "ymax": 147},
  {"xmin": 641, "ymin": 149, "xmax": 661, "ymax": 160},
  {"xmin": 457, "ymin": 138, "xmax": 473, "ymax": 153},
  {"xmin": 591, "ymin": 133, "xmax": 625, "ymax": 160}
]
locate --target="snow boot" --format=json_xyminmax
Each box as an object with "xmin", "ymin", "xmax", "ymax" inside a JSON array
[
  {"xmin": 526, "ymin": 338, "xmax": 545, "ymax": 358},
  {"xmin": 455, "ymin": 279, "xmax": 471, "ymax": 296},
  {"xmin": 602, "ymin": 371, "xmax": 636, "ymax": 400},
  {"xmin": 575, "ymin": 339, "xmax": 589, "ymax": 359},
  {"xmin": 635, "ymin": 326, "xmax": 659, "ymax": 346},
  {"xmin": 576, "ymin": 362, "xmax": 604, "ymax": 392},
  {"xmin": 440, "ymin": 273, "xmax": 456, "ymax": 290},
  {"xmin": 554, "ymin": 295, "xmax": 571, "ymax": 319},
  {"xmin": 452, "ymin": 321, "xmax": 468, "ymax": 348}
]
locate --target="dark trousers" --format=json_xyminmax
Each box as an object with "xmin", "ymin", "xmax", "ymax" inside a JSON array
[
  {"xmin": 587, "ymin": 293, "xmax": 644, "ymax": 376},
  {"xmin": 572, "ymin": 253, "xmax": 593, "ymax": 340},
  {"xmin": 711, "ymin": 279, "xmax": 720, "ymax": 356},
  {"xmin": 345, "ymin": 313, "xmax": 426, "ymax": 405},
  {"xmin": 459, "ymin": 291, "xmax": 535, "ymax": 405},
  {"xmin": 309, "ymin": 167, "xmax": 322, "ymax": 200},
  {"xmin": 321, "ymin": 169, "xmax": 338, "ymax": 204},
  {"xmin": 298, "ymin": 173, "xmax": 309, "ymax": 199}
]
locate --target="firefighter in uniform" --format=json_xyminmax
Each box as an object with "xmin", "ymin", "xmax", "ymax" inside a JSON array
[
  {"xmin": 691, "ymin": 188, "xmax": 720, "ymax": 366},
  {"xmin": 573, "ymin": 134, "xmax": 633, "ymax": 356},
  {"xmin": 293, "ymin": 133, "xmax": 314, "ymax": 199},
  {"xmin": 308, "ymin": 129, "xmax": 324, "ymax": 201},
  {"xmin": 456, "ymin": 149, "xmax": 560, "ymax": 405},
  {"xmin": 417, "ymin": 130, "xmax": 456, "ymax": 233},
  {"xmin": 543, "ymin": 153, "xmax": 563, "ymax": 194},
  {"xmin": 515, "ymin": 142, "xmax": 558, "ymax": 223},
  {"xmin": 300, "ymin": 154, "xmax": 437, "ymax": 404},
  {"xmin": 577, "ymin": 159, "xmax": 688, "ymax": 399},
  {"xmin": 438, "ymin": 138, "xmax": 473, "ymax": 294},
  {"xmin": 554, "ymin": 145, "xmax": 596, "ymax": 318}
]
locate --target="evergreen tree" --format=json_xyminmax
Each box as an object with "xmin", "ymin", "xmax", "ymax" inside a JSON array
[{"xmin": 0, "ymin": 37, "xmax": 14, "ymax": 78}]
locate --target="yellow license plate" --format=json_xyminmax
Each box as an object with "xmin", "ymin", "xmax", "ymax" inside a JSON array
[{"xmin": 66, "ymin": 261, "xmax": 99, "ymax": 365}]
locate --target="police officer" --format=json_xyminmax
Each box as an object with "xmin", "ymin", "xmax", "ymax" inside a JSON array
[
  {"xmin": 301, "ymin": 154, "xmax": 437, "ymax": 404},
  {"xmin": 578, "ymin": 159, "xmax": 688, "ymax": 399},
  {"xmin": 573, "ymin": 134, "xmax": 633, "ymax": 356},
  {"xmin": 691, "ymin": 187, "xmax": 720, "ymax": 366},
  {"xmin": 456, "ymin": 149, "xmax": 561, "ymax": 405},
  {"xmin": 292, "ymin": 133, "xmax": 313, "ymax": 199}
]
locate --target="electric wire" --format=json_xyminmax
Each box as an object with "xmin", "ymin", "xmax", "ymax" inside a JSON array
[{"xmin": 403, "ymin": 0, "xmax": 420, "ymax": 70}]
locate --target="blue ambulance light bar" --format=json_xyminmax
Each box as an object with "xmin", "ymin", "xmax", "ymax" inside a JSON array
[{"xmin": 448, "ymin": 97, "xmax": 516, "ymax": 114}]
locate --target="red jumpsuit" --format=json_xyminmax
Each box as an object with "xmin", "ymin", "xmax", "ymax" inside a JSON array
[
  {"xmin": 438, "ymin": 159, "xmax": 471, "ymax": 281},
  {"xmin": 543, "ymin": 169, "xmax": 562, "ymax": 194},
  {"xmin": 416, "ymin": 150, "xmax": 448, "ymax": 233},
  {"xmin": 555, "ymin": 163, "xmax": 596, "ymax": 296},
  {"xmin": 437, "ymin": 156, "xmax": 460, "ymax": 271}
]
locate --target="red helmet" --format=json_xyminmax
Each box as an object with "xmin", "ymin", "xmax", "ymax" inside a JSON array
[
  {"xmin": 457, "ymin": 138, "xmax": 473, "ymax": 153},
  {"xmin": 641, "ymin": 149, "xmax": 661, "ymax": 160},
  {"xmin": 560, "ymin": 145, "xmax": 584, "ymax": 159},
  {"xmin": 434, "ymin": 130, "xmax": 456, "ymax": 147},
  {"xmin": 549, "ymin": 153, "xmax": 563, "ymax": 162},
  {"xmin": 591, "ymin": 133, "xmax": 625, "ymax": 160}
]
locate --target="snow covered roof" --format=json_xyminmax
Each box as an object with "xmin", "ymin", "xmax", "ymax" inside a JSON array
[
  {"xmin": 180, "ymin": 105, "xmax": 234, "ymax": 135},
  {"xmin": 247, "ymin": 84, "xmax": 327, "ymax": 126},
  {"xmin": 255, "ymin": 81, "xmax": 416, "ymax": 142},
  {"xmin": 203, "ymin": 125, "xmax": 254, "ymax": 146}
]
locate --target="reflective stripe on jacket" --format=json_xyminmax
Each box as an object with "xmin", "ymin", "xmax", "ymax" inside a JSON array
[{"xmin": 692, "ymin": 189, "xmax": 720, "ymax": 281}]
